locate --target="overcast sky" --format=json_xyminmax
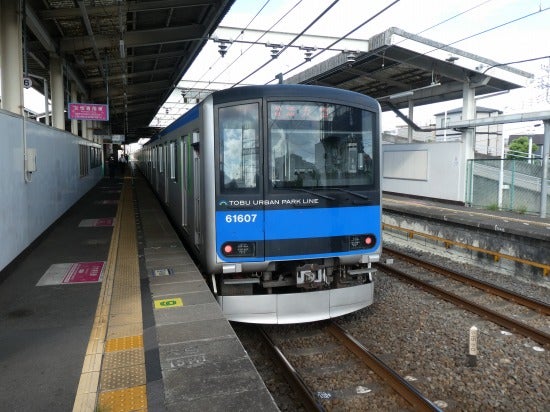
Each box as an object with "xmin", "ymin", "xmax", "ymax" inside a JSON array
[{"xmin": 154, "ymin": 0, "xmax": 550, "ymax": 136}]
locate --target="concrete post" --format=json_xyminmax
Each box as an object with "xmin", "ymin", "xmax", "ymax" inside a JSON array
[
  {"xmin": 71, "ymin": 82, "xmax": 78, "ymax": 135},
  {"xmin": 408, "ymin": 99, "xmax": 414, "ymax": 143},
  {"xmin": 50, "ymin": 54, "xmax": 65, "ymax": 130},
  {"xmin": 541, "ymin": 119, "xmax": 549, "ymax": 218},
  {"xmin": 0, "ymin": 0, "xmax": 23, "ymax": 115},
  {"xmin": 82, "ymin": 120, "xmax": 88, "ymax": 139},
  {"xmin": 43, "ymin": 78, "xmax": 50, "ymax": 125},
  {"xmin": 459, "ymin": 83, "xmax": 476, "ymax": 203}
]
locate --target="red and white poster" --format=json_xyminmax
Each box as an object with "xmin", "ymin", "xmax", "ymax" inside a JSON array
[
  {"xmin": 37, "ymin": 261, "xmax": 105, "ymax": 286},
  {"xmin": 68, "ymin": 103, "xmax": 109, "ymax": 121},
  {"xmin": 63, "ymin": 261, "xmax": 105, "ymax": 284}
]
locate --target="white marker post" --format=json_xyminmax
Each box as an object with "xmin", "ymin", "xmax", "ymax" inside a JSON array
[{"xmin": 468, "ymin": 326, "xmax": 478, "ymax": 367}]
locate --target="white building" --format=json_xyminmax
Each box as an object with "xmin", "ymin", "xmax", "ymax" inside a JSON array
[{"xmin": 434, "ymin": 107, "xmax": 503, "ymax": 157}]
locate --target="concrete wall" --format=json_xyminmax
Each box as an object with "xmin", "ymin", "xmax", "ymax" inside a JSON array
[
  {"xmin": 382, "ymin": 141, "xmax": 465, "ymax": 202},
  {"xmin": 0, "ymin": 110, "xmax": 103, "ymax": 272}
]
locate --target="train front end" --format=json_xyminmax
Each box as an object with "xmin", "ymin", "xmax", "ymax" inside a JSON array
[{"xmin": 205, "ymin": 85, "xmax": 381, "ymax": 324}]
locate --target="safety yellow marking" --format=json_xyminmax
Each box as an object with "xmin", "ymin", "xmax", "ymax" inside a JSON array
[
  {"xmin": 105, "ymin": 335, "xmax": 144, "ymax": 352},
  {"xmin": 107, "ymin": 322, "xmax": 143, "ymax": 340},
  {"xmin": 98, "ymin": 385, "xmax": 147, "ymax": 411},
  {"xmin": 100, "ymin": 364, "xmax": 146, "ymax": 391},
  {"xmin": 74, "ymin": 178, "xmax": 148, "ymax": 411},
  {"xmin": 154, "ymin": 297, "xmax": 184, "ymax": 309},
  {"xmin": 102, "ymin": 348, "xmax": 145, "ymax": 370}
]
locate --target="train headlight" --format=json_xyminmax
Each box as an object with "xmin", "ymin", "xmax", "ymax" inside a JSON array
[
  {"xmin": 221, "ymin": 242, "xmax": 256, "ymax": 257},
  {"xmin": 349, "ymin": 234, "xmax": 376, "ymax": 250}
]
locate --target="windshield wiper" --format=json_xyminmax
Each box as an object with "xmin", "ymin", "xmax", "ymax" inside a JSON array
[
  {"xmin": 290, "ymin": 188, "xmax": 336, "ymax": 200},
  {"xmin": 329, "ymin": 188, "xmax": 370, "ymax": 200}
]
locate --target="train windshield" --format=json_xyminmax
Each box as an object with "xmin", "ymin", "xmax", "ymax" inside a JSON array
[
  {"xmin": 268, "ymin": 101, "xmax": 375, "ymax": 189},
  {"xmin": 219, "ymin": 103, "xmax": 260, "ymax": 192}
]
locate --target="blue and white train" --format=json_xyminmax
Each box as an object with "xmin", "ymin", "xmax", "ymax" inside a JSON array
[{"xmin": 136, "ymin": 84, "xmax": 381, "ymax": 324}]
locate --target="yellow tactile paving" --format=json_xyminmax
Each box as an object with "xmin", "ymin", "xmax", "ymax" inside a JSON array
[
  {"xmin": 107, "ymin": 323, "xmax": 143, "ymax": 339},
  {"xmin": 100, "ymin": 364, "xmax": 146, "ymax": 391},
  {"xmin": 108, "ymin": 312, "xmax": 142, "ymax": 326},
  {"xmin": 98, "ymin": 385, "xmax": 147, "ymax": 411},
  {"xmin": 105, "ymin": 335, "xmax": 144, "ymax": 352},
  {"xmin": 73, "ymin": 179, "xmax": 148, "ymax": 411},
  {"xmin": 102, "ymin": 348, "xmax": 145, "ymax": 370}
]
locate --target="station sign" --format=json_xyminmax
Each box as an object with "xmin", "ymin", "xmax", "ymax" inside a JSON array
[
  {"xmin": 23, "ymin": 77, "xmax": 33, "ymax": 89},
  {"xmin": 68, "ymin": 102, "xmax": 109, "ymax": 121}
]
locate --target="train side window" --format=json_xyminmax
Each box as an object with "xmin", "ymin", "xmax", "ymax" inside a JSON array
[
  {"xmin": 159, "ymin": 146, "xmax": 164, "ymax": 173},
  {"xmin": 218, "ymin": 103, "xmax": 260, "ymax": 192},
  {"xmin": 170, "ymin": 141, "xmax": 177, "ymax": 181}
]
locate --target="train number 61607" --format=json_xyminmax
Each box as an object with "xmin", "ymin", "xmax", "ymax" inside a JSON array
[{"xmin": 225, "ymin": 213, "xmax": 258, "ymax": 223}]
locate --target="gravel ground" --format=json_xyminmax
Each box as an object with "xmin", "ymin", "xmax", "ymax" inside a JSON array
[
  {"xmin": 340, "ymin": 271, "xmax": 549, "ymax": 411},
  {"xmin": 236, "ymin": 237, "xmax": 549, "ymax": 411},
  {"xmin": 338, "ymin": 237, "xmax": 549, "ymax": 411}
]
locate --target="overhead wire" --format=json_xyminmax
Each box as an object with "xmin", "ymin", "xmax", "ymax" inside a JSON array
[
  {"xmin": 312, "ymin": 3, "xmax": 550, "ymax": 93},
  {"xmin": 157, "ymin": 0, "xmax": 549, "ymax": 126},
  {"xmin": 182, "ymin": 0, "xmax": 274, "ymax": 98},
  {"xmin": 232, "ymin": 0, "xmax": 342, "ymax": 87},
  {"xmin": 270, "ymin": 0, "xmax": 401, "ymax": 83},
  {"xmin": 186, "ymin": 0, "xmax": 304, "ymax": 99},
  {"xmin": 157, "ymin": 0, "xmax": 275, "ymax": 120}
]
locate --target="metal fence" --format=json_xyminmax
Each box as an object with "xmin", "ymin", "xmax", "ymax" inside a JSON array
[{"xmin": 466, "ymin": 158, "xmax": 549, "ymax": 216}]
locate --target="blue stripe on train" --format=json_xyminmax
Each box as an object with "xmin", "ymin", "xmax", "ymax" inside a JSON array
[{"xmin": 215, "ymin": 206, "xmax": 381, "ymax": 262}]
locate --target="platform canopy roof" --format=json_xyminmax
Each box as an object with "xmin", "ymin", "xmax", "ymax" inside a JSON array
[
  {"xmin": 23, "ymin": 2, "xmax": 533, "ymax": 143},
  {"xmin": 24, "ymin": 0, "xmax": 235, "ymax": 143},
  {"xmin": 286, "ymin": 27, "xmax": 533, "ymax": 115}
]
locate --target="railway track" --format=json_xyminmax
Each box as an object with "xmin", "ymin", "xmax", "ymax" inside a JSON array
[
  {"xmin": 257, "ymin": 321, "xmax": 443, "ymax": 411},
  {"xmin": 378, "ymin": 247, "xmax": 550, "ymax": 347}
]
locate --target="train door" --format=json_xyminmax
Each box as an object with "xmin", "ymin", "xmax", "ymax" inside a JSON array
[
  {"xmin": 153, "ymin": 146, "xmax": 158, "ymax": 189},
  {"xmin": 164, "ymin": 143, "xmax": 169, "ymax": 204},
  {"xmin": 158, "ymin": 144, "xmax": 166, "ymax": 201},
  {"xmin": 192, "ymin": 131, "xmax": 201, "ymax": 245},
  {"xmin": 181, "ymin": 135, "xmax": 189, "ymax": 231}
]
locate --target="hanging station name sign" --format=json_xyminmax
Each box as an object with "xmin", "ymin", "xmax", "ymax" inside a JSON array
[{"xmin": 68, "ymin": 103, "xmax": 109, "ymax": 121}]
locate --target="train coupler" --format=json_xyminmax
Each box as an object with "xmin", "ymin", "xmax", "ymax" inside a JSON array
[{"xmin": 296, "ymin": 264, "xmax": 327, "ymax": 286}]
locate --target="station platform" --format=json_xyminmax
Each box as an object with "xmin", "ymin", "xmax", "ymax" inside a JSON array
[
  {"xmin": 382, "ymin": 193, "xmax": 550, "ymax": 241},
  {"xmin": 0, "ymin": 169, "xmax": 278, "ymax": 411},
  {"xmin": 382, "ymin": 193, "xmax": 550, "ymax": 278}
]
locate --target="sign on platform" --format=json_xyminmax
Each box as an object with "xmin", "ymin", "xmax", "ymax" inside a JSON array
[
  {"xmin": 63, "ymin": 261, "xmax": 104, "ymax": 283},
  {"xmin": 154, "ymin": 298, "xmax": 183, "ymax": 309},
  {"xmin": 37, "ymin": 261, "xmax": 105, "ymax": 286},
  {"xmin": 68, "ymin": 103, "xmax": 109, "ymax": 121},
  {"xmin": 78, "ymin": 217, "xmax": 115, "ymax": 227}
]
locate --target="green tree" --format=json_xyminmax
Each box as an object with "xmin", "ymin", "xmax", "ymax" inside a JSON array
[{"xmin": 507, "ymin": 136, "xmax": 539, "ymax": 159}]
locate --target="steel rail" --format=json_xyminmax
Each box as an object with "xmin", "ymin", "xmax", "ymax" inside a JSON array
[
  {"xmin": 258, "ymin": 327, "xmax": 326, "ymax": 412},
  {"xmin": 384, "ymin": 247, "xmax": 550, "ymax": 316},
  {"xmin": 376, "ymin": 263, "xmax": 550, "ymax": 347},
  {"xmin": 326, "ymin": 322, "xmax": 443, "ymax": 412}
]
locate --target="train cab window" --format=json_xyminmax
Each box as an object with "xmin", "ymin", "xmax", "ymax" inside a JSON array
[
  {"xmin": 218, "ymin": 103, "xmax": 260, "ymax": 192},
  {"xmin": 268, "ymin": 101, "xmax": 375, "ymax": 189}
]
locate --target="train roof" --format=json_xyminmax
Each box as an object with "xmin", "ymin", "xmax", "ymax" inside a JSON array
[
  {"xmin": 150, "ymin": 84, "xmax": 380, "ymax": 143},
  {"xmin": 211, "ymin": 84, "xmax": 380, "ymax": 109}
]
